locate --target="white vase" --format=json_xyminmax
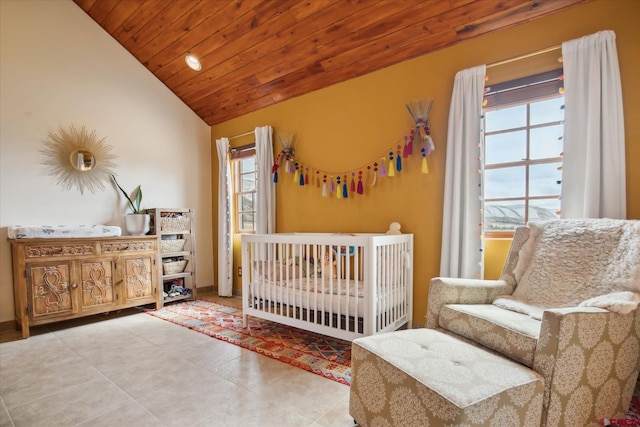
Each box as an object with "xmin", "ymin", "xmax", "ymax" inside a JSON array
[{"xmin": 125, "ymin": 214, "xmax": 151, "ymax": 236}]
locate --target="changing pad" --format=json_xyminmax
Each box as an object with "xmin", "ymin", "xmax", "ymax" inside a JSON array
[{"xmin": 8, "ymin": 225, "xmax": 122, "ymax": 239}]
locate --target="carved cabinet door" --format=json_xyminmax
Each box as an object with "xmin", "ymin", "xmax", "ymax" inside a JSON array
[
  {"xmin": 78, "ymin": 259, "xmax": 117, "ymax": 311},
  {"xmin": 27, "ymin": 262, "xmax": 75, "ymax": 320},
  {"xmin": 121, "ymin": 255, "xmax": 155, "ymax": 303}
]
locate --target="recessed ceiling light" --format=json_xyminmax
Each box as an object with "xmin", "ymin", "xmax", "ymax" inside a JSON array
[{"xmin": 185, "ymin": 55, "xmax": 202, "ymax": 71}]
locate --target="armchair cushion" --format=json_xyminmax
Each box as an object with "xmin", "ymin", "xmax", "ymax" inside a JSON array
[
  {"xmin": 440, "ymin": 304, "xmax": 540, "ymax": 367},
  {"xmin": 494, "ymin": 219, "xmax": 640, "ymax": 319}
]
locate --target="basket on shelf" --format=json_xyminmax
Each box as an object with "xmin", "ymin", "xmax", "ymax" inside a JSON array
[
  {"xmin": 163, "ymin": 259, "xmax": 188, "ymax": 275},
  {"xmin": 160, "ymin": 239, "xmax": 186, "ymax": 253},
  {"xmin": 160, "ymin": 216, "xmax": 190, "ymax": 232}
]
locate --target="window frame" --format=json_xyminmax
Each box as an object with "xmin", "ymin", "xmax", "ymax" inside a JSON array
[
  {"xmin": 482, "ymin": 71, "xmax": 564, "ymax": 239},
  {"xmin": 231, "ymin": 144, "xmax": 257, "ymax": 234}
]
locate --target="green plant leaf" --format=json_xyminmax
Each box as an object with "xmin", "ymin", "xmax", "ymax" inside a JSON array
[
  {"xmin": 133, "ymin": 187, "xmax": 143, "ymax": 213},
  {"xmin": 111, "ymin": 175, "xmax": 143, "ymax": 214}
]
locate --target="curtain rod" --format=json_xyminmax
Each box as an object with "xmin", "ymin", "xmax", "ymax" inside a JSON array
[
  {"xmin": 487, "ymin": 45, "xmax": 561, "ymax": 69},
  {"xmin": 228, "ymin": 130, "xmax": 254, "ymax": 140}
]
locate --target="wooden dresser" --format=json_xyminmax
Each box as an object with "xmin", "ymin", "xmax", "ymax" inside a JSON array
[{"xmin": 10, "ymin": 236, "xmax": 160, "ymax": 338}]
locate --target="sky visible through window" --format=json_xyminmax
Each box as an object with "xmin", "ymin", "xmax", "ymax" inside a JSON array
[{"xmin": 483, "ymin": 97, "xmax": 564, "ymax": 231}]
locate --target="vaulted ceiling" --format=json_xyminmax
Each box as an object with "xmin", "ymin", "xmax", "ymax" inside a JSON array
[{"xmin": 73, "ymin": 0, "xmax": 588, "ymax": 126}]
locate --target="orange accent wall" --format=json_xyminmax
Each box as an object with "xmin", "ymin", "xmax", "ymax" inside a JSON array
[{"xmin": 211, "ymin": 0, "xmax": 640, "ymax": 326}]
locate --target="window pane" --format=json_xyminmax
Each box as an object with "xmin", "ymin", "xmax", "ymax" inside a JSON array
[
  {"xmin": 485, "ymin": 130, "xmax": 526, "ymax": 165},
  {"xmin": 530, "ymin": 97, "xmax": 564, "ymax": 125},
  {"xmin": 530, "ymin": 125, "xmax": 563, "ymax": 160},
  {"xmin": 239, "ymin": 213, "xmax": 254, "ymax": 231},
  {"xmin": 241, "ymin": 172, "xmax": 256, "ymax": 192},
  {"xmin": 484, "ymin": 166, "xmax": 525, "ymax": 198},
  {"xmin": 529, "ymin": 162, "xmax": 562, "ymax": 196},
  {"xmin": 239, "ymin": 193, "xmax": 254, "ymax": 211},
  {"xmin": 241, "ymin": 157, "xmax": 255, "ymax": 172},
  {"xmin": 485, "ymin": 105, "xmax": 526, "ymax": 132},
  {"xmin": 484, "ymin": 201, "xmax": 525, "ymax": 231},
  {"xmin": 529, "ymin": 199, "xmax": 560, "ymax": 222}
]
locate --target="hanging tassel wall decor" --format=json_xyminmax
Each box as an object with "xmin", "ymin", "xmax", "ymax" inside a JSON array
[
  {"xmin": 293, "ymin": 162, "xmax": 300, "ymax": 184},
  {"xmin": 406, "ymin": 99, "xmax": 436, "ymax": 174},
  {"xmin": 357, "ymin": 171, "xmax": 364, "ymax": 195},
  {"xmin": 388, "ymin": 152, "xmax": 396, "ymax": 177},
  {"xmin": 270, "ymin": 98, "xmax": 436, "ymax": 198},
  {"xmin": 272, "ymin": 133, "xmax": 295, "ymax": 183},
  {"xmin": 342, "ymin": 175, "xmax": 348, "ymax": 198}
]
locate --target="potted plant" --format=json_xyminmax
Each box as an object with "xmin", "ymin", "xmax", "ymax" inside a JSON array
[{"xmin": 111, "ymin": 175, "xmax": 150, "ymax": 235}]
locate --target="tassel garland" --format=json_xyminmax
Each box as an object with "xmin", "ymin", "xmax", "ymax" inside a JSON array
[{"xmin": 270, "ymin": 99, "xmax": 436, "ymax": 198}]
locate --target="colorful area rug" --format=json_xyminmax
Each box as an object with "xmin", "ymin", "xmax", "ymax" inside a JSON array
[{"xmin": 147, "ymin": 300, "xmax": 351, "ymax": 385}]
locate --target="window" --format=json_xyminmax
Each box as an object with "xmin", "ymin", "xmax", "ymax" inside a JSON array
[
  {"xmin": 483, "ymin": 70, "xmax": 564, "ymax": 236},
  {"xmin": 232, "ymin": 145, "xmax": 257, "ymax": 233}
]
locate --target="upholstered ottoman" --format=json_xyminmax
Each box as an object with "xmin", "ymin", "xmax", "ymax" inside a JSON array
[{"xmin": 349, "ymin": 329, "xmax": 544, "ymax": 426}]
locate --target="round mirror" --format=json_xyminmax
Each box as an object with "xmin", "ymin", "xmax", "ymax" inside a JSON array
[
  {"xmin": 70, "ymin": 149, "xmax": 96, "ymax": 171},
  {"xmin": 41, "ymin": 125, "xmax": 118, "ymax": 194}
]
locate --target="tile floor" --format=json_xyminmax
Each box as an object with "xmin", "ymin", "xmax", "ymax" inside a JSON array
[{"xmin": 0, "ymin": 293, "xmax": 355, "ymax": 427}]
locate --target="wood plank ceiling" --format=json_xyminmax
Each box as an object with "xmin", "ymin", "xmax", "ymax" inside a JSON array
[{"xmin": 73, "ymin": 0, "xmax": 588, "ymax": 126}]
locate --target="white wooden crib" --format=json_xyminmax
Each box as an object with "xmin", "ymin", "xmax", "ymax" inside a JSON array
[{"xmin": 241, "ymin": 233, "xmax": 413, "ymax": 341}]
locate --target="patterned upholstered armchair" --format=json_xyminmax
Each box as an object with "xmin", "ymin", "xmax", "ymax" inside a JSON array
[{"xmin": 427, "ymin": 218, "xmax": 640, "ymax": 426}]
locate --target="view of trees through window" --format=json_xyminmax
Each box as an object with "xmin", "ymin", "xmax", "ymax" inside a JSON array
[
  {"xmin": 234, "ymin": 155, "xmax": 257, "ymax": 233},
  {"xmin": 483, "ymin": 95, "xmax": 564, "ymax": 234}
]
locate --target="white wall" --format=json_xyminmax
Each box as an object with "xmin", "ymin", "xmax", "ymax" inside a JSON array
[{"xmin": 0, "ymin": 0, "xmax": 214, "ymax": 323}]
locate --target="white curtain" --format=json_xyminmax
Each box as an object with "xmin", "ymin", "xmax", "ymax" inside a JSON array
[
  {"xmin": 216, "ymin": 137, "xmax": 233, "ymax": 296},
  {"xmin": 561, "ymin": 30, "xmax": 626, "ymax": 219},
  {"xmin": 254, "ymin": 126, "xmax": 276, "ymax": 234},
  {"xmin": 440, "ymin": 65, "xmax": 487, "ymax": 279}
]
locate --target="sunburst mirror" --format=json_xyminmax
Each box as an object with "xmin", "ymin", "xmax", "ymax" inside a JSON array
[{"xmin": 41, "ymin": 125, "xmax": 118, "ymax": 194}]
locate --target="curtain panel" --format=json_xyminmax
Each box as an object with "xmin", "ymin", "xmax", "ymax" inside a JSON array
[
  {"xmin": 440, "ymin": 65, "xmax": 487, "ymax": 279},
  {"xmin": 561, "ymin": 30, "xmax": 626, "ymax": 219},
  {"xmin": 254, "ymin": 126, "xmax": 276, "ymax": 234},
  {"xmin": 216, "ymin": 137, "xmax": 233, "ymax": 297}
]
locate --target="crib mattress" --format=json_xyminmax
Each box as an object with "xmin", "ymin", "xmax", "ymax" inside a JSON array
[
  {"xmin": 8, "ymin": 225, "xmax": 122, "ymax": 239},
  {"xmin": 249, "ymin": 277, "xmax": 406, "ymax": 317}
]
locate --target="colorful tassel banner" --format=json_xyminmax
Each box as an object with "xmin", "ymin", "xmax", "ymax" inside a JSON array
[{"xmin": 269, "ymin": 99, "xmax": 436, "ymax": 199}]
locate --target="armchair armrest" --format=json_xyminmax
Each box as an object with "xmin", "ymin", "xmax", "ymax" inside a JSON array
[
  {"xmin": 534, "ymin": 307, "xmax": 640, "ymax": 422},
  {"xmin": 426, "ymin": 277, "xmax": 514, "ymax": 328}
]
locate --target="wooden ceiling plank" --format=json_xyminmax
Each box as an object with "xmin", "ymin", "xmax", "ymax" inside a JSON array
[
  {"xmin": 435, "ymin": 0, "xmax": 531, "ymax": 29},
  {"xmin": 153, "ymin": 0, "xmax": 300, "ymax": 86},
  {"xmin": 168, "ymin": 0, "xmax": 361, "ymax": 100},
  {"xmin": 110, "ymin": 0, "xmax": 173, "ymax": 45},
  {"xmin": 149, "ymin": 0, "xmax": 274, "ymax": 82},
  {"xmin": 456, "ymin": 0, "xmax": 589, "ymax": 40},
  {"xmin": 143, "ymin": 1, "xmax": 256, "ymax": 78},
  {"xmin": 85, "ymin": 0, "xmax": 119, "ymax": 24},
  {"xmin": 98, "ymin": 0, "xmax": 146, "ymax": 35},
  {"xmin": 204, "ymin": 1, "xmax": 585, "ymax": 125},
  {"xmin": 73, "ymin": 0, "xmax": 97, "ymax": 13},
  {"xmin": 251, "ymin": 0, "xmax": 450, "ymax": 86},
  {"xmin": 182, "ymin": 1, "xmax": 417, "ymax": 107},
  {"xmin": 319, "ymin": 17, "xmax": 466, "ymax": 74},
  {"xmin": 196, "ymin": 2, "xmax": 573, "ymax": 125},
  {"xmin": 136, "ymin": 0, "xmax": 222, "ymax": 65},
  {"xmin": 194, "ymin": 26, "xmax": 436, "ymax": 125},
  {"xmin": 121, "ymin": 0, "xmax": 201, "ymax": 56},
  {"xmin": 72, "ymin": 0, "xmax": 591, "ymax": 126}
]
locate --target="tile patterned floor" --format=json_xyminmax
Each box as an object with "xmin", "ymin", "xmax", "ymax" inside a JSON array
[{"xmin": 0, "ymin": 293, "xmax": 353, "ymax": 427}]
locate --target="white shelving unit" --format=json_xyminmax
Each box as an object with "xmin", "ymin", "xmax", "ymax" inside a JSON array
[{"xmin": 145, "ymin": 208, "xmax": 196, "ymax": 307}]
